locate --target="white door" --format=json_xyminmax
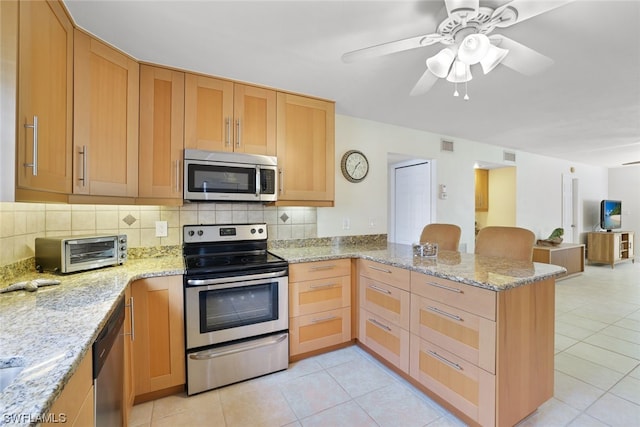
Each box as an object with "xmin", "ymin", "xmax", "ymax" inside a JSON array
[
  {"xmin": 562, "ymin": 174, "xmax": 579, "ymax": 243},
  {"xmin": 393, "ymin": 162, "xmax": 431, "ymax": 244}
]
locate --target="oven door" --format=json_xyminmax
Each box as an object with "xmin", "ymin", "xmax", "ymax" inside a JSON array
[{"xmin": 185, "ymin": 271, "xmax": 288, "ymax": 349}]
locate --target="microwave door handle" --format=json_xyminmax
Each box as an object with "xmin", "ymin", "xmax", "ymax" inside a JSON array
[{"xmin": 255, "ymin": 166, "xmax": 260, "ymax": 198}]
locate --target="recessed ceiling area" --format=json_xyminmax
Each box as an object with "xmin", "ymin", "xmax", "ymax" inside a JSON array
[{"xmin": 63, "ymin": 0, "xmax": 640, "ymax": 168}]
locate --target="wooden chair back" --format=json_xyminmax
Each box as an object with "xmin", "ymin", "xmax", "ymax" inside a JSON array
[
  {"xmin": 419, "ymin": 223, "xmax": 461, "ymax": 251},
  {"xmin": 475, "ymin": 226, "xmax": 536, "ymax": 261}
]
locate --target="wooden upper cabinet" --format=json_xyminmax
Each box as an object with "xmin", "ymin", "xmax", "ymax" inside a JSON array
[
  {"xmin": 17, "ymin": 0, "xmax": 73, "ymax": 195},
  {"xmin": 276, "ymin": 93, "xmax": 335, "ymax": 206},
  {"xmin": 475, "ymin": 169, "xmax": 489, "ymax": 212},
  {"xmin": 184, "ymin": 74, "xmax": 276, "ymax": 155},
  {"xmin": 138, "ymin": 65, "xmax": 185, "ymax": 200},
  {"xmin": 73, "ymin": 29, "xmax": 139, "ymax": 197}
]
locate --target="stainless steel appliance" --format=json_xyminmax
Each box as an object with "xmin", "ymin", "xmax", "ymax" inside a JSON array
[
  {"xmin": 183, "ymin": 223, "xmax": 289, "ymax": 395},
  {"xmin": 93, "ymin": 297, "xmax": 125, "ymax": 427},
  {"xmin": 183, "ymin": 149, "xmax": 278, "ymax": 202},
  {"xmin": 35, "ymin": 234, "xmax": 127, "ymax": 274}
]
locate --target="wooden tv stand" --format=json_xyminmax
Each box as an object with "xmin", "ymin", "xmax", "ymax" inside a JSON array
[
  {"xmin": 533, "ymin": 243, "xmax": 585, "ymax": 280},
  {"xmin": 587, "ymin": 231, "xmax": 635, "ymax": 268}
]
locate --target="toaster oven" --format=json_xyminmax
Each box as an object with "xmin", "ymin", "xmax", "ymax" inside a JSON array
[{"xmin": 35, "ymin": 234, "xmax": 128, "ymax": 274}]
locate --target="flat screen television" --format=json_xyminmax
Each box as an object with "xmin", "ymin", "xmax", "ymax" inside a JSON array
[{"xmin": 600, "ymin": 199, "xmax": 622, "ymax": 231}]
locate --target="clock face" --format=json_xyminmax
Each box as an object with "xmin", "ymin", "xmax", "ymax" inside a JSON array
[{"xmin": 341, "ymin": 150, "xmax": 369, "ymax": 183}]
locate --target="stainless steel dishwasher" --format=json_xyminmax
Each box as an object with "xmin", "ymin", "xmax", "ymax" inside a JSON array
[{"xmin": 93, "ymin": 297, "xmax": 125, "ymax": 427}]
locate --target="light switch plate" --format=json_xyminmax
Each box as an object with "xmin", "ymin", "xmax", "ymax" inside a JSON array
[{"xmin": 155, "ymin": 221, "xmax": 168, "ymax": 237}]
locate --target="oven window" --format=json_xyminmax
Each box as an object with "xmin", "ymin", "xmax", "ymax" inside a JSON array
[
  {"xmin": 188, "ymin": 164, "xmax": 256, "ymax": 194},
  {"xmin": 199, "ymin": 283, "xmax": 279, "ymax": 333}
]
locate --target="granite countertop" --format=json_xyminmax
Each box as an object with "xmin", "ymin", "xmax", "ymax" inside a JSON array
[
  {"xmin": 272, "ymin": 242, "xmax": 567, "ymax": 291},
  {"xmin": 0, "ymin": 257, "xmax": 184, "ymax": 426},
  {"xmin": 0, "ymin": 242, "xmax": 565, "ymax": 426}
]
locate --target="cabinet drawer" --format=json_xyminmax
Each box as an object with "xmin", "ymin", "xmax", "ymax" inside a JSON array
[
  {"xmin": 290, "ymin": 275, "xmax": 350, "ymax": 317},
  {"xmin": 289, "ymin": 259, "xmax": 351, "ymax": 282},
  {"xmin": 359, "ymin": 308, "xmax": 409, "ymax": 373},
  {"xmin": 410, "ymin": 294, "xmax": 495, "ymax": 373},
  {"xmin": 410, "ymin": 335, "xmax": 495, "ymax": 426},
  {"xmin": 359, "ymin": 276, "xmax": 410, "ymax": 329},
  {"xmin": 290, "ymin": 307, "xmax": 351, "ymax": 356},
  {"xmin": 410, "ymin": 272, "xmax": 496, "ymax": 321},
  {"xmin": 358, "ymin": 259, "xmax": 410, "ymax": 291}
]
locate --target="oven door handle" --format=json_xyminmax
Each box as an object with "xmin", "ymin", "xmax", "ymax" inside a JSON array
[
  {"xmin": 186, "ymin": 270, "xmax": 287, "ymax": 286},
  {"xmin": 188, "ymin": 333, "xmax": 288, "ymax": 360}
]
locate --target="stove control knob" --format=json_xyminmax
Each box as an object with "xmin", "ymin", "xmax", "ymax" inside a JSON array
[
  {"xmin": 188, "ymin": 230, "xmax": 195, "ymax": 237},
  {"xmin": 250, "ymin": 228, "xmax": 256, "ymax": 234},
  {"xmin": 258, "ymin": 228, "xmax": 264, "ymax": 234},
  {"xmin": 197, "ymin": 230, "xmax": 204, "ymax": 236}
]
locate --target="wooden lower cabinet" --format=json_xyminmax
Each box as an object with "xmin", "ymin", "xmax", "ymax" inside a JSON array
[
  {"xmin": 42, "ymin": 349, "xmax": 94, "ymax": 427},
  {"xmin": 131, "ymin": 275, "xmax": 185, "ymax": 401},
  {"xmin": 359, "ymin": 308, "xmax": 410, "ymax": 373},
  {"xmin": 410, "ymin": 335, "xmax": 496, "ymax": 426},
  {"xmin": 123, "ymin": 286, "xmax": 135, "ymax": 424},
  {"xmin": 587, "ymin": 231, "xmax": 635, "ymax": 268},
  {"xmin": 289, "ymin": 259, "xmax": 351, "ymax": 358}
]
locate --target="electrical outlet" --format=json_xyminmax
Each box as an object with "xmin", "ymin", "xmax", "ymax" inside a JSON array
[
  {"xmin": 368, "ymin": 218, "xmax": 376, "ymax": 228},
  {"xmin": 155, "ymin": 221, "xmax": 168, "ymax": 237},
  {"xmin": 342, "ymin": 217, "xmax": 350, "ymax": 230}
]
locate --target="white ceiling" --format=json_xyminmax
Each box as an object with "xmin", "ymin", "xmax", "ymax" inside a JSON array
[{"xmin": 63, "ymin": 0, "xmax": 640, "ymax": 168}]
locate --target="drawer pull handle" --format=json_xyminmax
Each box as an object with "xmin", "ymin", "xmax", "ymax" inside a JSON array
[
  {"xmin": 309, "ymin": 282, "xmax": 336, "ymax": 289},
  {"xmin": 368, "ymin": 284, "xmax": 391, "ymax": 295},
  {"xmin": 425, "ymin": 281, "xmax": 463, "ymax": 293},
  {"xmin": 427, "ymin": 350, "xmax": 462, "ymax": 371},
  {"xmin": 369, "ymin": 265, "xmax": 392, "ymax": 274},
  {"xmin": 368, "ymin": 318, "xmax": 392, "ymax": 332},
  {"xmin": 311, "ymin": 315, "xmax": 337, "ymax": 324},
  {"xmin": 426, "ymin": 306, "xmax": 463, "ymax": 322},
  {"xmin": 310, "ymin": 265, "xmax": 337, "ymax": 271}
]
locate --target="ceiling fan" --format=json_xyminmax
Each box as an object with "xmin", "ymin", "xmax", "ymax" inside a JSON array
[{"xmin": 342, "ymin": 0, "xmax": 575, "ymax": 98}]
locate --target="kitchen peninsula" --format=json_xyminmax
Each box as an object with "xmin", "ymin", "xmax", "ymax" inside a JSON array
[{"xmin": 0, "ymin": 243, "xmax": 564, "ymax": 427}]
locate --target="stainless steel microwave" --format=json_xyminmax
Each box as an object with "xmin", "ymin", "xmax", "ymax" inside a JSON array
[
  {"xmin": 183, "ymin": 149, "xmax": 278, "ymax": 202},
  {"xmin": 35, "ymin": 234, "xmax": 127, "ymax": 274}
]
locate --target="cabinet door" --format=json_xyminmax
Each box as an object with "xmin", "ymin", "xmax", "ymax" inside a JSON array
[
  {"xmin": 233, "ymin": 84, "xmax": 276, "ymax": 155},
  {"xmin": 276, "ymin": 93, "xmax": 335, "ymax": 205},
  {"xmin": 475, "ymin": 169, "xmax": 488, "ymax": 212},
  {"xmin": 123, "ymin": 286, "xmax": 135, "ymax": 425},
  {"xmin": 290, "ymin": 275, "xmax": 350, "ymax": 317},
  {"xmin": 132, "ymin": 276, "xmax": 185, "ymax": 396},
  {"xmin": 17, "ymin": 0, "xmax": 73, "ymax": 194},
  {"xmin": 139, "ymin": 65, "xmax": 185, "ymax": 199},
  {"xmin": 184, "ymin": 74, "xmax": 233, "ymax": 151},
  {"xmin": 73, "ymin": 30, "xmax": 139, "ymax": 197},
  {"xmin": 290, "ymin": 307, "xmax": 351, "ymax": 356},
  {"xmin": 359, "ymin": 276, "xmax": 410, "ymax": 329},
  {"xmin": 359, "ymin": 308, "xmax": 410, "ymax": 373}
]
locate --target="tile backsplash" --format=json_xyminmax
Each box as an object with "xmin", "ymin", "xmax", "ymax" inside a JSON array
[{"xmin": 0, "ymin": 202, "xmax": 317, "ymax": 266}]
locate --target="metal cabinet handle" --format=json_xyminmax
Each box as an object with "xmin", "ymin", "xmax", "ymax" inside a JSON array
[
  {"xmin": 424, "ymin": 281, "xmax": 463, "ymax": 293},
  {"xmin": 279, "ymin": 168, "xmax": 284, "ymax": 194},
  {"xmin": 124, "ymin": 296, "xmax": 135, "ymax": 341},
  {"xmin": 236, "ymin": 119, "xmax": 241, "ymax": 148},
  {"xmin": 426, "ymin": 306, "xmax": 463, "ymax": 322},
  {"xmin": 78, "ymin": 145, "xmax": 88, "ymax": 186},
  {"xmin": 309, "ymin": 282, "xmax": 337, "ymax": 289},
  {"xmin": 225, "ymin": 117, "xmax": 231, "ymax": 146},
  {"xmin": 368, "ymin": 284, "xmax": 391, "ymax": 295},
  {"xmin": 427, "ymin": 350, "xmax": 462, "ymax": 371},
  {"xmin": 311, "ymin": 315, "xmax": 337, "ymax": 324},
  {"xmin": 189, "ymin": 333, "xmax": 287, "ymax": 360},
  {"xmin": 368, "ymin": 318, "xmax": 392, "ymax": 332},
  {"xmin": 23, "ymin": 115, "xmax": 38, "ymax": 176},
  {"xmin": 310, "ymin": 265, "xmax": 337, "ymax": 271},
  {"xmin": 369, "ymin": 265, "xmax": 392, "ymax": 274}
]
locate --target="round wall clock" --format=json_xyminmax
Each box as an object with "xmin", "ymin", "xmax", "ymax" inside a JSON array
[{"xmin": 340, "ymin": 150, "xmax": 369, "ymax": 183}]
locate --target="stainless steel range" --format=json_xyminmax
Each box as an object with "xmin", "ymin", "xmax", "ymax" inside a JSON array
[{"xmin": 183, "ymin": 223, "xmax": 289, "ymax": 395}]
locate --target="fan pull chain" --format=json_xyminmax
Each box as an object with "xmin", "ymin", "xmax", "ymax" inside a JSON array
[
  {"xmin": 453, "ymin": 81, "xmax": 459, "ymax": 97},
  {"xmin": 464, "ymin": 68, "xmax": 470, "ymax": 100}
]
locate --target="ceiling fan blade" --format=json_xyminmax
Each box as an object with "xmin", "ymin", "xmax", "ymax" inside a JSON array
[
  {"xmin": 410, "ymin": 69, "xmax": 439, "ymax": 96},
  {"xmin": 489, "ymin": 35, "xmax": 554, "ymax": 76},
  {"xmin": 342, "ymin": 33, "xmax": 444, "ymax": 63},
  {"xmin": 622, "ymin": 161, "xmax": 640, "ymax": 165},
  {"xmin": 444, "ymin": 0, "xmax": 479, "ymax": 19},
  {"xmin": 493, "ymin": 0, "xmax": 575, "ymax": 28}
]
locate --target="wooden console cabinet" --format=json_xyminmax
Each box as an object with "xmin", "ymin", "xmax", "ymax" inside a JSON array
[
  {"xmin": 587, "ymin": 231, "xmax": 635, "ymax": 268},
  {"xmin": 533, "ymin": 243, "xmax": 585, "ymax": 279}
]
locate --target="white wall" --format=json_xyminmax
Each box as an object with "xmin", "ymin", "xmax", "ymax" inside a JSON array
[
  {"xmin": 319, "ymin": 114, "xmax": 611, "ymax": 252},
  {"xmin": 609, "ymin": 165, "xmax": 640, "ymax": 256}
]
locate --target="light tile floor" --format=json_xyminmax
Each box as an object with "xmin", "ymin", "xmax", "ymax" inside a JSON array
[{"xmin": 130, "ymin": 261, "xmax": 640, "ymax": 427}]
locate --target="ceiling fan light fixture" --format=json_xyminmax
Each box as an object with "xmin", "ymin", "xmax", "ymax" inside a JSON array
[
  {"xmin": 426, "ymin": 48, "xmax": 456, "ymax": 78},
  {"xmin": 457, "ymin": 33, "xmax": 490, "ymax": 65},
  {"xmin": 480, "ymin": 45, "xmax": 509, "ymax": 74},
  {"xmin": 446, "ymin": 60, "xmax": 472, "ymax": 83}
]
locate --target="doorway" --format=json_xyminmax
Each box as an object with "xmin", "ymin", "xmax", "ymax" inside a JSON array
[
  {"xmin": 389, "ymin": 159, "xmax": 432, "ymax": 244},
  {"xmin": 474, "ymin": 164, "xmax": 516, "ymax": 233}
]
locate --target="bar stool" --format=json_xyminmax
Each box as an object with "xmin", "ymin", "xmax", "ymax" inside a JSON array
[
  {"xmin": 475, "ymin": 226, "xmax": 536, "ymax": 261},
  {"xmin": 419, "ymin": 223, "xmax": 462, "ymax": 251}
]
